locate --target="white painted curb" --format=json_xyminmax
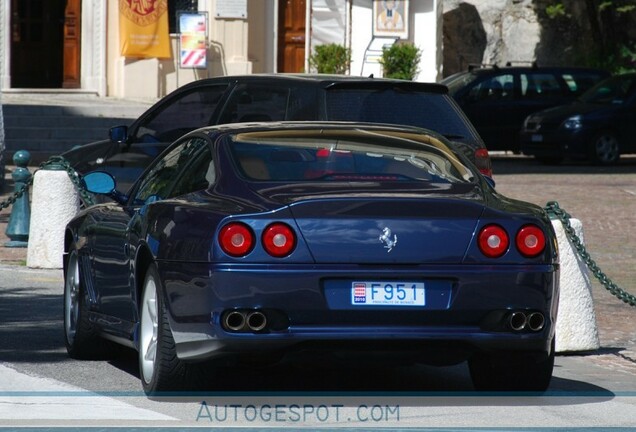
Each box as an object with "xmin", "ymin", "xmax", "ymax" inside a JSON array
[
  {"xmin": 551, "ymin": 218, "xmax": 600, "ymax": 353},
  {"xmin": 27, "ymin": 170, "xmax": 80, "ymax": 269}
]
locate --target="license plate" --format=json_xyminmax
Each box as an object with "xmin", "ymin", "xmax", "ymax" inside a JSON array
[
  {"xmin": 531, "ymin": 134, "xmax": 543, "ymax": 142},
  {"xmin": 351, "ymin": 281, "xmax": 425, "ymax": 306}
]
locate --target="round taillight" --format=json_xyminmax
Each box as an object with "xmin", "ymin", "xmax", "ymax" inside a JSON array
[
  {"xmin": 219, "ymin": 223, "xmax": 254, "ymax": 257},
  {"xmin": 478, "ymin": 224, "xmax": 509, "ymax": 258},
  {"xmin": 516, "ymin": 225, "xmax": 546, "ymax": 257},
  {"xmin": 475, "ymin": 148, "xmax": 493, "ymax": 178},
  {"xmin": 262, "ymin": 223, "xmax": 296, "ymax": 257}
]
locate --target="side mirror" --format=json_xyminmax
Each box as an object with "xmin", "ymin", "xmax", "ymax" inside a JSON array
[
  {"xmin": 83, "ymin": 171, "xmax": 116, "ymax": 195},
  {"xmin": 109, "ymin": 125, "xmax": 128, "ymax": 143},
  {"xmin": 483, "ymin": 175, "xmax": 496, "ymax": 189}
]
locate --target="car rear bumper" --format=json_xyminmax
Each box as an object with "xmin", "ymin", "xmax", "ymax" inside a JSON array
[
  {"xmin": 156, "ymin": 262, "xmax": 559, "ymax": 362},
  {"xmin": 519, "ymin": 129, "xmax": 592, "ymax": 159}
]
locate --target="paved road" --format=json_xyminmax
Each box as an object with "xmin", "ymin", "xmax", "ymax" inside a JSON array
[{"xmin": 1, "ymin": 155, "xmax": 636, "ymax": 428}]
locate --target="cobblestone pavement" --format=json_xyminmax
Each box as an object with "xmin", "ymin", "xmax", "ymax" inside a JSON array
[{"xmin": 1, "ymin": 154, "xmax": 636, "ymax": 374}]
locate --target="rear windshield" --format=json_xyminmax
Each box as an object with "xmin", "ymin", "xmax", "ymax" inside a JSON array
[
  {"xmin": 324, "ymin": 89, "xmax": 475, "ymax": 141},
  {"xmin": 227, "ymin": 130, "xmax": 475, "ymax": 184}
]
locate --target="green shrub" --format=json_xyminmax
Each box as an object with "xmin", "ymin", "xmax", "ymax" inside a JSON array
[
  {"xmin": 380, "ymin": 42, "xmax": 422, "ymax": 80},
  {"xmin": 308, "ymin": 43, "xmax": 352, "ymax": 74}
]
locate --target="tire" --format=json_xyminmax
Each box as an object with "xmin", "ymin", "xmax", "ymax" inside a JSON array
[
  {"xmin": 468, "ymin": 338, "xmax": 555, "ymax": 392},
  {"xmin": 64, "ymin": 246, "xmax": 111, "ymax": 359},
  {"xmin": 589, "ymin": 132, "xmax": 620, "ymax": 165},
  {"xmin": 139, "ymin": 263, "xmax": 201, "ymax": 394}
]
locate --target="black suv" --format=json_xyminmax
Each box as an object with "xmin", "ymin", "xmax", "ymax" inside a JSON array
[
  {"xmin": 62, "ymin": 74, "xmax": 491, "ymax": 192},
  {"xmin": 441, "ymin": 64, "xmax": 610, "ymax": 152}
]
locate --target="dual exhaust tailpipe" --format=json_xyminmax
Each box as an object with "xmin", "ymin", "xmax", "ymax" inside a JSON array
[
  {"xmin": 223, "ymin": 309, "xmax": 267, "ymax": 333},
  {"xmin": 509, "ymin": 311, "xmax": 545, "ymax": 332}
]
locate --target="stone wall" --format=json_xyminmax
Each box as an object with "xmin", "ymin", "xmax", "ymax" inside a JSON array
[{"xmin": 442, "ymin": 0, "xmax": 632, "ymax": 77}]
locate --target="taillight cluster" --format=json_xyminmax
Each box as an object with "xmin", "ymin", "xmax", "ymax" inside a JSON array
[
  {"xmin": 262, "ymin": 223, "xmax": 296, "ymax": 257},
  {"xmin": 219, "ymin": 222, "xmax": 296, "ymax": 258},
  {"xmin": 478, "ymin": 224, "xmax": 545, "ymax": 258},
  {"xmin": 218, "ymin": 223, "xmax": 254, "ymax": 257},
  {"xmin": 474, "ymin": 148, "xmax": 493, "ymax": 178}
]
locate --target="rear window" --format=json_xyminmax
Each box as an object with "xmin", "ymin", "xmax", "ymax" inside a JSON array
[
  {"xmin": 227, "ymin": 130, "xmax": 475, "ymax": 184},
  {"xmin": 324, "ymin": 89, "xmax": 475, "ymax": 141},
  {"xmin": 219, "ymin": 83, "xmax": 320, "ymax": 124},
  {"xmin": 138, "ymin": 84, "xmax": 228, "ymax": 142}
]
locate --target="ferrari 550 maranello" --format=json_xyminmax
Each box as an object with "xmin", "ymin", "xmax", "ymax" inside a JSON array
[{"xmin": 63, "ymin": 122, "xmax": 559, "ymax": 393}]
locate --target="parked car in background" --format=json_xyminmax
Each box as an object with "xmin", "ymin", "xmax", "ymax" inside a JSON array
[
  {"xmin": 64, "ymin": 122, "xmax": 558, "ymax": 393},
  {"xmin": 520, "ymin": 73, "xmax": 636, "ymax": 165},
  {"xmin": 61, "ymin": 74, "xmax": 491, "ymax": 193},
  {"xmin": 442, "ymin": 64, "xmax": 610, "ymax": 152}
]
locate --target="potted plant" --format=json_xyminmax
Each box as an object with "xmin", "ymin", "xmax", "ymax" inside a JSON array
[
  {"xmin": 380, "ymin": 42, "xmax": 422, "ymax": 80},
  {"xmin": 308, "ymin": 43, "xmax": 352, "ymax": 74}
]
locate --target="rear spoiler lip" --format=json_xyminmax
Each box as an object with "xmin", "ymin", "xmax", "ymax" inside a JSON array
[{"xmin": 323, "ymin": 81, "xmax": 448, "ymax": 95}]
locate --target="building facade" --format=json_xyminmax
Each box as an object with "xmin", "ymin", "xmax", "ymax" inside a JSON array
[{"xmin": 0, "ymin": 0, "xmax": 442, "ymax": 99}]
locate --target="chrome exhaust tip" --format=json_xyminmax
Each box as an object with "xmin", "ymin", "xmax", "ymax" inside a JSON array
[
  {"xmin": 527, "ymin": 312, "xmax": 545, "ymax": 332},
  {"xmin": 246, "ymin": 311, "xmax": 267, "ymax": 332},
  {"xmin": 224, "ymin": 310, "xmax": 246, "ymax": 331},
  {"xmin": 509, "ymin": 312, "xmax": 527, "ymax": 331}
]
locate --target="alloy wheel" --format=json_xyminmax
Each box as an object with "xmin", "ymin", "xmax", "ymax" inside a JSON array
[
  {"xmin": 140, "ymin": 276, "xmax": 159, "ymax": 384},
  {"xmin": 594, "ymin": 134, "xmax": 619, "ymax": 164},
  {"xmin": 64, "ymin": 251, "xmax": 80, "ymax": 345}
]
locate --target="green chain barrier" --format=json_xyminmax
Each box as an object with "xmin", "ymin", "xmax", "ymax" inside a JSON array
[
  {"xmin": 0, "ymin": 181, "xmax": 27, "ymax": 212},
  {"xmin": 544, "ymin": 201, "xmax": 636, "ymax": 307},
  {"xmin": 0, "ymin": 156, "xmax": 94, "ymax": 211}
]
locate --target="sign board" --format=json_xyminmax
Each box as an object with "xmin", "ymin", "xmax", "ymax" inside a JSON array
[
  {"xmin": 178, "ymin": 12, "xmax": 208, "ymax": 69},
  {"xmin": 373, "ymin": 0, "xmax": 409, "ymax": 39},
  {"xmin": 215, "ymin": 0, "xmax": 247, "ymax": 19}
]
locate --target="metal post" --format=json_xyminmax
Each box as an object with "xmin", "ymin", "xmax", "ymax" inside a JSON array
[{"xmin": 5, "ymin": 150, "xmax": 31, "ymax": 247}]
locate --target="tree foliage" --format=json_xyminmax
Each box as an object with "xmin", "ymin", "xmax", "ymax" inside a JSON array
[{"xmin": 545, "ymin": 0, "xmax": 636, "ymax": 72}]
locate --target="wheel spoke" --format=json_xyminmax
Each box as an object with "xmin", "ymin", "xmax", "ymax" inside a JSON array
[
  {"xmin": 595, "ymin": 135, "xmax": 619, "ymax": 163},
  {"xmin": 144, "ymin": 338, "xmax": 157, "ymax": 362},
  {"xmin": 65, "ymin": 253, "xmax": 81, "ymax": 343},
  {"xmin": 140, "ymin": 276, "xmax": 159, "ymax": 384},
  {"xmin": 147, "ymin": 297, "xmax": 157, "ymax": 326}
]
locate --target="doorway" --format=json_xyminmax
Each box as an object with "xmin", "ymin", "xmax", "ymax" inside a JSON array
[
  {"xmin": 10, "ymin": 0, "xmax": 81, "ymax": 88},
  {"xmin": 277, "ymin": 0, "xmax": 306, "ymax": 73}
]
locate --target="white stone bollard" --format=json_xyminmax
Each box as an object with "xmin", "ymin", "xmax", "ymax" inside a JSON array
[
  {"xmin": 27, "ymin": 169, "xmax": 80, "ymax": 269},
  {"xmin": 551, "ymin": 218, "xmax": 600, "ymax": 353}
]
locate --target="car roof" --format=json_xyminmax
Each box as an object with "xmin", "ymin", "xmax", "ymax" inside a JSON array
[
  {"xmin": 177, "ymin": 73, "xmax": 449, "ymax": 94},
  {"xmin": 445, "ymin": 65, "xmax": 609, "ymax": 80}
]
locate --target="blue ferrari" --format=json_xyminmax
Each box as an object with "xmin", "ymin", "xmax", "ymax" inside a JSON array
[{"xmin": 63, "ymin": 122, "xmax": 559, "ymax": 393}]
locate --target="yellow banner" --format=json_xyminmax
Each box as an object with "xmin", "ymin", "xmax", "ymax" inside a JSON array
[{"xmin": 119, "ymin": 0, "xmax": 171, "ymax": 59}]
